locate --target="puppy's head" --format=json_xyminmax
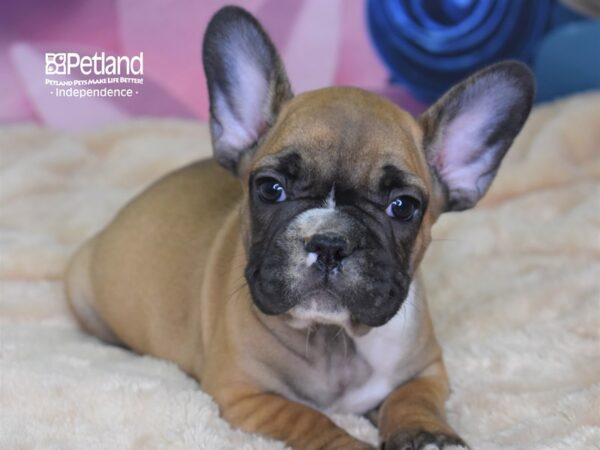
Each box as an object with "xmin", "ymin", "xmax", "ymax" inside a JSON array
[{"xmin": 203, "ymin": 7, "xmax": 534, "ymax": 331}]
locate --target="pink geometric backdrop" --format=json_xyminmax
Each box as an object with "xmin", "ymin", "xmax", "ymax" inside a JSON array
[{"xmin": 0, "ymin": 0, "xmax": 427, "ymax": 130}]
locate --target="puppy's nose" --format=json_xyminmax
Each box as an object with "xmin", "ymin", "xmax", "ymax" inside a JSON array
[{"xmin": 305, "ymin": 233, "xmax": 351, "ymax": 272}]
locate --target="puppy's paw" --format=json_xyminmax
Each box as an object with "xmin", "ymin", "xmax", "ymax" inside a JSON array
[{"xmin": 381, "ymin": 430, "xmax": 468, "ymax": 450}]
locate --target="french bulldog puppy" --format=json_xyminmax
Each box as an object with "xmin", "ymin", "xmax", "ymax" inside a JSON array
[{"xmin": 65, "ymin": 6, "xmax": 534, "ymax": 449}]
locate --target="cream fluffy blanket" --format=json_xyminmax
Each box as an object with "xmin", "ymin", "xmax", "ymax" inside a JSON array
[{"xmin": 1, "ymin": 93, "xmax": 599, "ymax": 450}]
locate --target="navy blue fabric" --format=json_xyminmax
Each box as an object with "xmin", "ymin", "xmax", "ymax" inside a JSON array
[{"xmin": 535, "ymin": 21, "xmax": 600, "ymax": 102}]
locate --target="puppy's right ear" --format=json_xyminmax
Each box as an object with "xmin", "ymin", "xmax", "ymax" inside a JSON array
[{"xmin": 202, "ymin": 6, "xmax": 293, "ymax": 173}]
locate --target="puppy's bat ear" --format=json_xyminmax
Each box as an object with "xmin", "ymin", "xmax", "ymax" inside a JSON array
[
  {"xmin": 202, "ymin": 6, "xmax": 293, "ymax": 174},
  {"xmin": 419, "ymin": 61, "xmax": 535, "ymax": 212}
]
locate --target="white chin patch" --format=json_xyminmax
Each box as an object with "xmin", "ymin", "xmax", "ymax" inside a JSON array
[{"xmin": 287, "ymin": 297, "xmax": 350, "ymax": 330}]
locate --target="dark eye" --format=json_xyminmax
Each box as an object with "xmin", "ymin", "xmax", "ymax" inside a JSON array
[
  {"xmin": 386, "ymin": 196, "xmax": 420, "ymax": 221},
  {"xmin": 257, "ymin": 178, "xmax": 287, "ymax": 203}
]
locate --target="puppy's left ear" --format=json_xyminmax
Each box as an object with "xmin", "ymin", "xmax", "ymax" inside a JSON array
[
  {"xmin": 419, "ymin": 61, "xmax": 535, "ymax": 211},
  {"xmin": 202, "ymin": 6, "xmax": 293, "ymax": 174}
]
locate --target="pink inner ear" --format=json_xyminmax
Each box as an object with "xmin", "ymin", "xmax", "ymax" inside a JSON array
[
  {"xmin": 212, "ymin": 54, "xmax": 269, "ymax": 153},
  {"xmin": 435, "ymin": 100, "xmax": 501, "ymax": 197}
]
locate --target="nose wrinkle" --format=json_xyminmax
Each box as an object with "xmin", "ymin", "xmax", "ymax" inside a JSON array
[{"xmin": 293, "ymin": 208, "xmax": 339, "ymax": 238}]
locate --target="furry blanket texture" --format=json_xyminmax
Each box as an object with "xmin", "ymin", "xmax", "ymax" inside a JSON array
[{"xmin": 1, "ymin": 93, "xmax": 599, "ymax": 450}]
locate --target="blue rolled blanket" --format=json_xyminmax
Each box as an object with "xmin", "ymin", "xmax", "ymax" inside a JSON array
[{"xmin": 367, "ymin": 0, "xmax": 591, "ymax": 102}]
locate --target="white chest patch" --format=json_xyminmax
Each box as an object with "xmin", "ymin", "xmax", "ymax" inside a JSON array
[{"xmin": 324, "ymin": 284, "xmax": 428, "ymax": 415}]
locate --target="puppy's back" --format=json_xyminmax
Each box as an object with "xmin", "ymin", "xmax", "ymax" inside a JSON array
[{"xmin": 65, "ymin": 159, "xmax": 242, "ymax": 372}]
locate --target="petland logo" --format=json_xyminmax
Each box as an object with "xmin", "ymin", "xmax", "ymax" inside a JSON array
[
  {"xmin": 44, "ymin": 51, "xmax": 144, "ymax": 98},
  {"xmin": 45, "ymin": 52, "xmax": 144, "ymax": 76}
]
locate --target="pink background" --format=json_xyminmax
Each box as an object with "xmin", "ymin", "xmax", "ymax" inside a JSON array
[{"xmin": 0, "ymin": 0, "xmax": 427, "ymax": 130}]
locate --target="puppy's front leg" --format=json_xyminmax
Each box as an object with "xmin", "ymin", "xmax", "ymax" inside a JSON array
[
  {"xmin": 378, "ymin": 360, "xmax": 467, "ymax": 450},
  {"xmin": 215, "ymin": 385, "xmax": 375, "ymax": 449}
]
